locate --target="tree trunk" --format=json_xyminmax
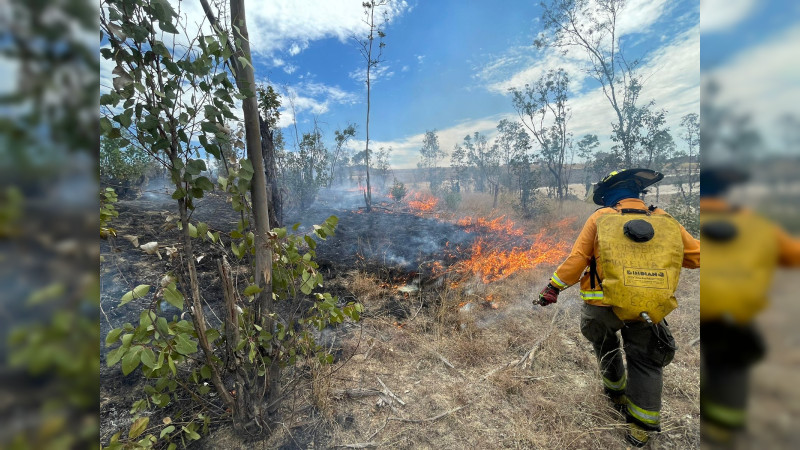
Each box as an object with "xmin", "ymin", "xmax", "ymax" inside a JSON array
[
  {"xmin": 260, "ymin": 116, "xmax": 282, "ymax": 227},
  {"xmin": 230, "ymin": 0, "xmax": 280, "ymax": 425}
]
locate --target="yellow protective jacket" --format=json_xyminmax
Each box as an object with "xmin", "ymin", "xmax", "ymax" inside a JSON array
[
  {"xmin": 700, "ymin": 197, "xmax": 800, "ymax": 322},
  {"xmin": 549, "ymin": 198, "xmax": 701, "ymax": 307}
]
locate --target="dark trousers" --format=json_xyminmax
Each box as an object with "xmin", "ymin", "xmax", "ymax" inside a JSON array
[
  {"xmin": 700, "ymin": 321, "xmax": 765, "ymax": 430},
  {"xmin": 580, "ymin": 303, "xmax": 677, "ymax": 431}
]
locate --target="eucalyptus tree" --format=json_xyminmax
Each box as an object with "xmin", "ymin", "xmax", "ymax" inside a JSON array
[{"xmin": 510, "ymin": 68, "xmax": 572, "ymax": 200}]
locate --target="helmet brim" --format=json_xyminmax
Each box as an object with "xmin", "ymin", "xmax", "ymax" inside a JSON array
[{"xmin": 592, "ymin": 169, "xmax": 664, "ymax": 205}]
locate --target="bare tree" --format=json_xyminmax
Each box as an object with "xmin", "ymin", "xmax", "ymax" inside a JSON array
[
  {"xmin": 536, "ymin": 0, "xmax": 645, "ymax": 166},
  {"xmin": 353, "ymin": 0, "xmax": 388, "ymax": 211}
]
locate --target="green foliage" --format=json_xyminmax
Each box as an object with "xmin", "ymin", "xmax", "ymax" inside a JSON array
[
  {"xmin": 101, "ymin": 187, "xmax": 119, "ymax": 239},
  {"xmin": 283, "ymin": 129, "xmax": 330, "ymax": 210},
  {"xmin": 103, "ymin": 215, "xmax": 360, "ymax": 448},
  {"xmin": 257, "ymin": 84, "xmax": 281, "ymax": 129},
  {"xmin": 418, "ymin": 129, "xmax": 447, "ymax": 191},
  {"xmin": 0, "ymin": 186, "xmax": 23, "ymax": 238},
  {"xmin": 100, "ymin": 136, "xmax": 155, "ymax": 182},
  {"xmin": 389, "ymin": 179, "xmax": 407, "ymax": 202},
  {"xmin": 510, "ymin": 68, "xmax": 571, "ymax": 199}
]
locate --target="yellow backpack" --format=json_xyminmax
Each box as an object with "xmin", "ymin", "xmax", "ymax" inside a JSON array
[
  {"xmin": 595, "ymin": 210, "xmax": 684, "ymax": 323},
  {"xmin": 700, "ymin": 211, "xmax": 778, "ymax": 324}
]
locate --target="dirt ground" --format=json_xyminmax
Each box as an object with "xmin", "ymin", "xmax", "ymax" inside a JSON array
[{"xmin": 100, "ymin": 185, "xmax": 702, "ymax": 449}]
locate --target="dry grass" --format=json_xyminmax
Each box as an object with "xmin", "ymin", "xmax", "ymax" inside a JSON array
[
  {"xmin": 208, "ymin": 194, "xmax": 701, "ymax": 449},
  {"xmin": 295, "ymin": 264, "xmax": 701, "ymax": 449}
]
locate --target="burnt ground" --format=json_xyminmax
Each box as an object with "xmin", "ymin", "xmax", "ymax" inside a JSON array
[
  {"xmin": 99, "ymin": 185, "xmax": 483, "ymax": 448},
  {"xmin": 101, "ymin": 184, "xmax": 707, "ymax": 449}
]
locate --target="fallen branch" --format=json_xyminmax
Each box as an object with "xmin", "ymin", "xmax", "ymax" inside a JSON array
[
  {"xmin": 432, "ymin": 351, "xmax": 464, "ymax": 377},
  {"xmin": 332, "ymin": 388, "xmax": 383, "ymax": 400},
  {"xmin": 376, "ymin": 376, "xmax": 406, "ymax": 406},
  {"xmin": 367, "ymin": 415, "xmax": 390, "ymax": 442},
  {"xmin": 389, "ymin": 406, "xmax": 465, "ymax": 424},
  {"xmin": 336, "ymin": 443, "xmax": 377, "ymax": 449}
]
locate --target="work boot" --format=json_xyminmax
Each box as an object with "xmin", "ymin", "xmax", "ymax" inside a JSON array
[
  {"xmin": 701, "ymin": 421, "xmax": 745, "ymax": 448},
  {"xmin": 608, "ymin": 393, "xmax": 628, "ymax": 415},
  {"xmin": 626, "ymin": 423, "xmax": 650, "ymax": 447}
]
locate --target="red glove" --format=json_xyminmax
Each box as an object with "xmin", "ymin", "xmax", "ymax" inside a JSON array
[{"xmin": 537, "ymin": 284, "xmax": 560, "ymax": 306}]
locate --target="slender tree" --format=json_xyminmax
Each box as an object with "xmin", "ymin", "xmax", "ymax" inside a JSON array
[
  {"xmin": 353, "ymin": 0, "xmax": 388, "ymax": 211},
  {"xmin": 417, "ymin": 129, "xmax": 447, "ymax": 192},
  {"xmin": 536, "ymin": 0, "xmax": 646, "ymax": 166},
  {"xmin": 511, "ymin": 68, "xmax": 572, "ymax": 200}
]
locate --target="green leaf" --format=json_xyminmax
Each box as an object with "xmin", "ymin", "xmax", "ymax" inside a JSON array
[
  {"xmin": 238, "ymin": 56, "xmax": 253, "ymax": 69},
  {"xmin": 106, "ymin": 328, "xmax": 123, "ymax": 346},
  {"xmin": 194, "ymin": 176, "xmax": 214, "ymax": 191},
  {"xmin": 156, "ymin": 317, "xmax": 170, "ymax": 337},
  {"xmin": 121, "ymin": 346, "xmax": 143, "ymax": 375},
  {"xmin": 200, "ymin": 365, "xmax": 211, "ymax": 379},
  {"xmin": 121, "ymin": 285, "xmax": 151, "ymax": 306},
  {"xmin": 182, "ymin": 426, "xmax": 201, "ymax": 441},
  {"xmin": 168, "ymin": 355, "xmax": 176, "ymax": 376},
  {"xmin": 163, "ymin": 284, "xmax": 184, "ymax": 310},
  {"xmin": 186, "ymin": 159, "xmax": 206, "ymax": 175},
  {"xmin": 188, "ymin": 223, "xmax": 198, "ymax": 238},
  {"xmin": 160, "ymin": 425, "xmax": 176, "ymax": 439},
  {"xmin": 239, "ymin": 159, "xmax": 254, "ymax": 180},
  {"xmin": 174, "ymin": 334, "xmax": 198, "ymax": 356},
  {"xmin": 129, "ymin": 417, "xmax": 150, "ymax": 440},
  {"xmin": 196, "ymin": 222, "xmax": 209, "ymax": 239},
  {"xmin": 243, "ymin": 285, "xmax": 262, "ymax": 296},
  {"xmin": 106, "ymin": 346, "xmax": 125, "ymax": 367},
  {"xmin": 140, "ymin": 348, "xmax": 157, "ymax": 369},
  {"xmin": 171, "ymin": 187, "xmax": 185, "ymax": 200}
]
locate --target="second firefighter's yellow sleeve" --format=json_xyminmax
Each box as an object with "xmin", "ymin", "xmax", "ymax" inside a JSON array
[{"xmin": 550, "ymin": 214, "xmax": 597, "ymax": 289}]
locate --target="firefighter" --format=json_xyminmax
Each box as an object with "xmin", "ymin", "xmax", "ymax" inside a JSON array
[
  {"xmin": 537, "ymin": 168, "xmax": 700, "ymax": 447},
  {"xmin": 699, "ymin": 167, "xmax": 800, "ymax": 445}
]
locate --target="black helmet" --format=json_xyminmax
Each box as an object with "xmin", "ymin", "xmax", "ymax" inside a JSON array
[
  {"xmin": 700, "ymin": 166, "xmax": 749, "ymax": 197},
  {"xmin": 592, "ymin": 168, "xmax": 664, "ymax": 206}
]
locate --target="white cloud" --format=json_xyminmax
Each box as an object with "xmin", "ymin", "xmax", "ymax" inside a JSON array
[
  {"xmin": 476, "ymin": 46, "xmax": 588, "ymax": 94},
  {"xmin": 615, "ymin": 0, "xmax": 670, "ymax": 37},
  {"xmin": 349, "ymin": 64, "xmax": 395, "ymax": 85},
  {"xmin": 288, "ymin": 42, "xmax": 308, "ymax": 56},
  {"xmin": 479, "ymin": 0, "xmax": 673, "ymax": 95},
  {"xmin": 416, "ymin": 54, "xmax": 425, "ymax": 64},
  {"xmin": 267, "ymin": 80, "xmax": 360, "ymax": 129},
  {"xmin": 283, "ymin": 64, "xmax": 298, "ymax": 74},
  {"xmin": 385, "ymin": 26, "xmax": 700, "ymax": 169},
  {"xmin": 708, "ymin": 24, "xmax": 800, "ymax": 151},
  {"xmin": 700, "ymin": 0, "xmax": 757, "ymax": 33},
  {"xmin": 401, "ymin": 65, "xmax": 409, "ymax": 72},
  {"xmin": 352, "ymin": 114, "xmax": 511, "ymax": 169},
  {"xmin": 177, "ymin": 0, "xmax": 411, "ymax": 56}
]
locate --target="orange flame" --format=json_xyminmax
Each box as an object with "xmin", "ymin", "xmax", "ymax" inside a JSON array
[
  {"xmin": 456, "ymin": 229, "xmax": 570, "ymax": 283},
  {"xmin": 456, "ymin": 216, "xmax": 524, "ymax": 236},
  {"xmin": 407, "ymin": 191, "xmax": 438, "ymax": 213},
  {"xmin": 443, "ymin": 216, "xmax": 576, "ymax": 284}
]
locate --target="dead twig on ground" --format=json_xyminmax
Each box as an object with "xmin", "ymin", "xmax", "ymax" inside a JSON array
[
  {"xmin": 376, "ymin": 376, "xmax": 406, "ymax": 406},
  {"xmin": 336, "ymin": 443, "xmax": 378, "ymax": 449},
  {"xmin": 332, "ymin": 388, "xmax": 383, "ymax": 400},
  {"xmin": 388, "ymin": 405, "xmax": 465, "ymax": 423}
]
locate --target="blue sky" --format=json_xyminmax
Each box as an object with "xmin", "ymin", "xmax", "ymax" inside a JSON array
[
  {"xmin": 100, "ymin": 0, "xmax": 703, "ymax": 168},
  {"xmin": 700, "ymin": 0, "xmax": 800, "ymax": 153},
  {"xmin": 246, "ymin": 0, "xmax": 701, "ymax": 168}
]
